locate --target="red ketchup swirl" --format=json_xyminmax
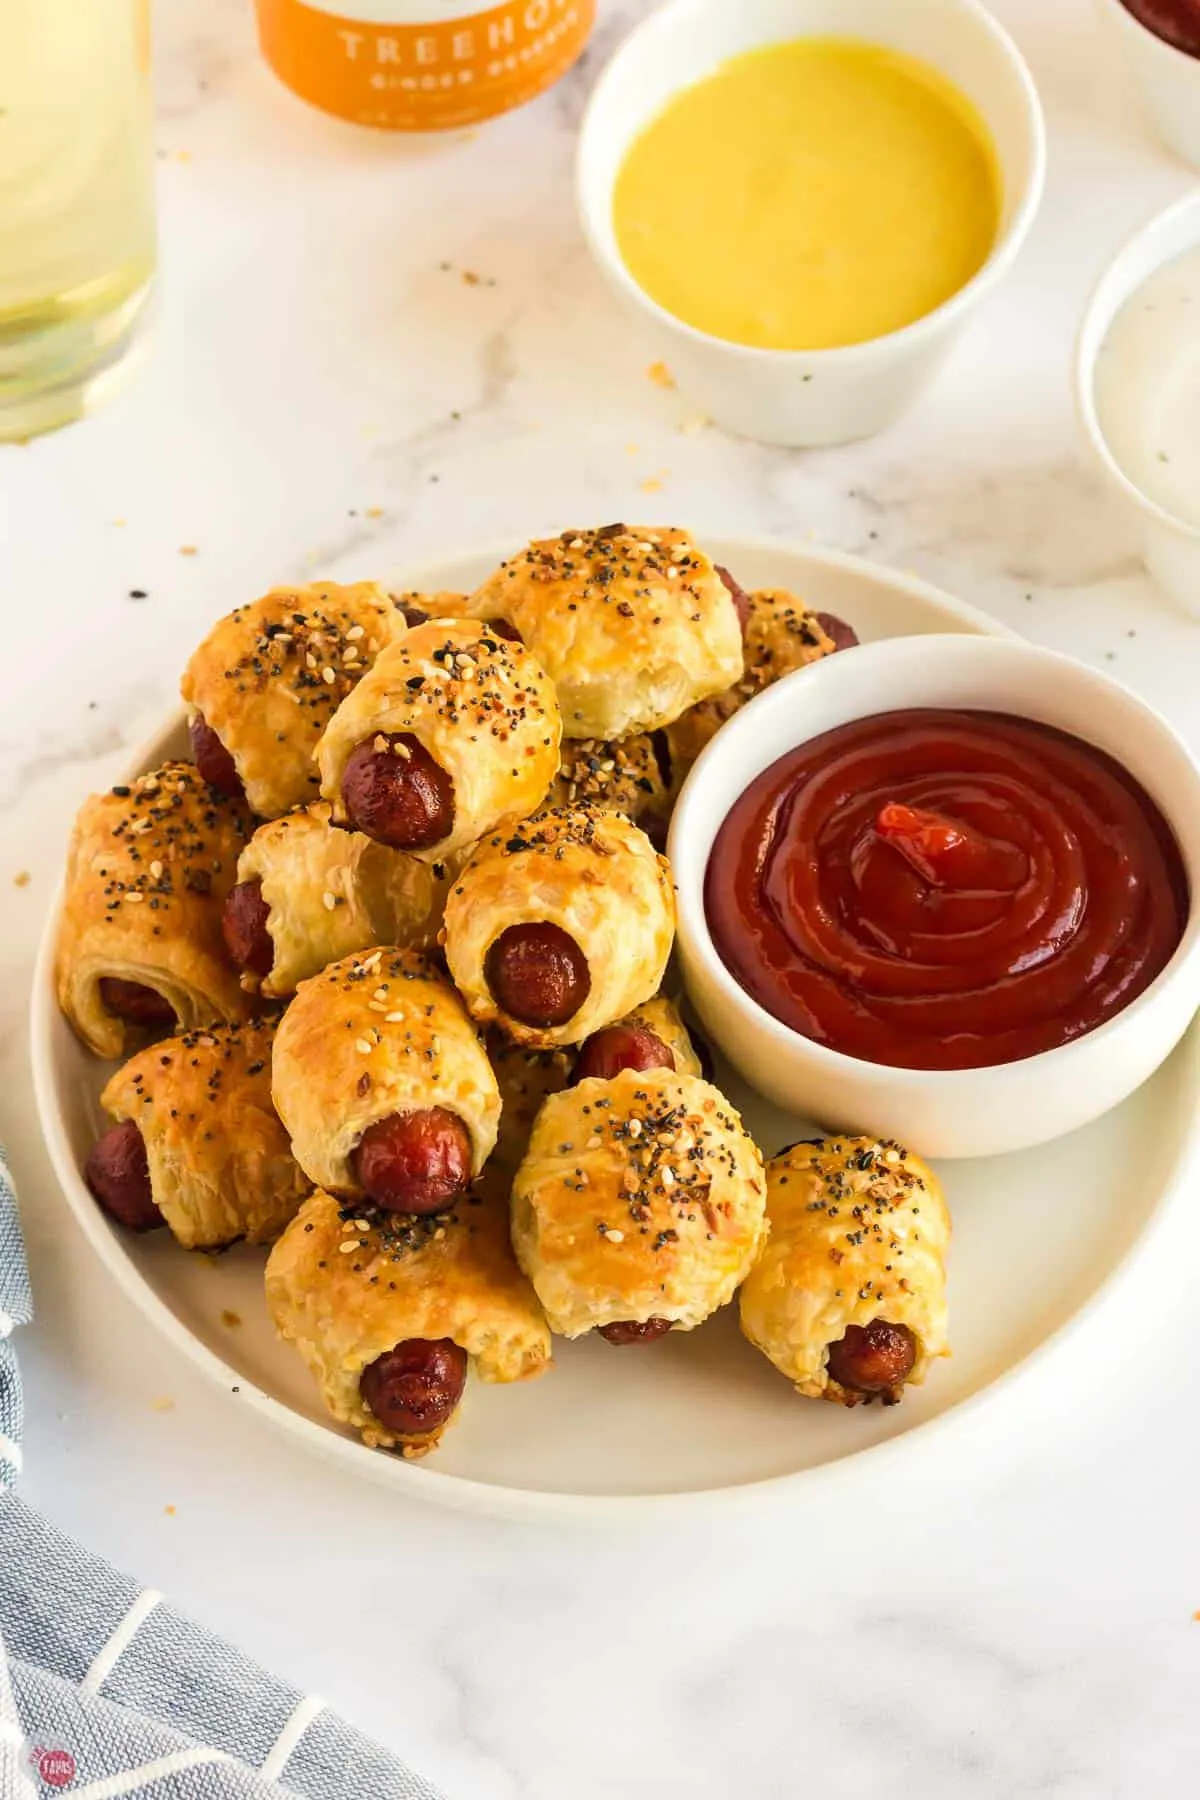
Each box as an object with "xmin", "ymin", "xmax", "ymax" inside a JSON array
[
  {"xmin": 705, "ymin": 709, "xmax": 1188, "ymax": 1071},
  {"xmin": 1118, "ymin": 0, "xmax": 1200, "ymax": 57}
]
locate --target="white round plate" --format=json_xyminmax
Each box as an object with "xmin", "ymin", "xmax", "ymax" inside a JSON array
[{"xmin": 30, "ymin": 536, "xmax": 1200, "ymax": 1522}]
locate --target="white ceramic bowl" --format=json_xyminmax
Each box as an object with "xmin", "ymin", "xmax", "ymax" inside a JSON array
[
  {"xmin": 576, "ymin": 0, "xmax": 1046, "ymax": 447},
  {"xmin": 1076, "ymin": 190, "xmax": 1200, "ymax": 621},
  {"xmin": 671, "ymin": 634, "xmax": 1200, "ymax": 1160},
  {"xmin": 1096, "ymin": 0, "xmax": 1200, "ymax": 169}
]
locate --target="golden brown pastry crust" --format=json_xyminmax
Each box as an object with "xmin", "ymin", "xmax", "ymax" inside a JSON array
[
  {"xmin": 466, "ymin": 526, "xmax": 744, "ymax": 740},
  {"xmin": 739, "ymin": 1137, "xmax": 951, "ymax": 1405},
  {"xmin": 511, "ymin": 1068, "xmax": 766, "ymax": 1338},
  {"xmin": 316, "ymin": 619, "xmax": 562, "ymax": 860},
  {"xmin": 443, "ymin": 807, "xmax": 676, "ymax": 1048},
  {"xmin": 543, "ymin": 732, "xmax": 670, "ymax": 833},
  {"xmin": 665, "ymin": 589, "xmax": 836, "ymax": 787},
  {"xmin": 394, "ymin": 590, "xmax": 469, "ymax": 620},
  {"xmin": 265, "ymin": 1183, "xmax": 551, "ymax": 1455},
  {"xmin": 236, "ymin": 805, "xmax": 455, "ymax": 999},
  {"xmin": 55, "ymin": 762, "xmax": 254, "ymax": 1059},
  {"xmin": 488, "ymin": 1034, "xmax": 575, "ymax": 1181},
  {"xmin": 180, "ymin": 582, "xmax": 407, "ymax": 819},
  {"xmin": 271, "ymin": 948, "xmax": 501, "ymax": 1196},
  {"xmin": 100, "ymin": 1020, "xmax": 309, "ymax": 1249}
]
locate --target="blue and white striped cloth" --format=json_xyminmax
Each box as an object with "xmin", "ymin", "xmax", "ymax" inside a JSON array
[{"xmin": 0, "ymin": 1149, "xmax": 441, "ymax": 1800}]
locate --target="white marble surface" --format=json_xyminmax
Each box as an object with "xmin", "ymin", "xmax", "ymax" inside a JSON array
[{"xmin": 5, "ymin": 0, "xmax": 1200, "ymax": 1793}]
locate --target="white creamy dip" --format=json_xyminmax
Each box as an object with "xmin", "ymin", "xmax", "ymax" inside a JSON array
[{"xmin": 1094, "ymin": 243, "xmax": 1200, "ymax": 531}]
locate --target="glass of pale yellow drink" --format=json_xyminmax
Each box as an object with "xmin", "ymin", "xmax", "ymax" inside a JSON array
[{"xmin": 0, "ymin": 0, "xmax": 155, "ymax": 441}]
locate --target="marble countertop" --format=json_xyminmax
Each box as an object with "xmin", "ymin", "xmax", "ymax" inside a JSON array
[{"xmin": 5, "ymin": 0, "xmax": 1200, "ymax": 1792}]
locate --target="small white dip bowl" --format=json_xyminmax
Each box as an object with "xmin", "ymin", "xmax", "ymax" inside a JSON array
[
  {"xmin": 1095, "ymin": 0, "xmax": 1200, "ymax": 170},
  {"xmin": 576, "ymin": 0, "xmax": 1046, "ymax": 447},
  {"xmin": 670, "ymin": 634, "xmax": 1200, "ymax": 1160},
  {"xmin": 1076, "ymin": 190, "xmax": 1200, "ymax": 621}
]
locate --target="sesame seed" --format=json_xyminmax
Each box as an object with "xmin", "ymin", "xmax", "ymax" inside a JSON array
[
  {"xmin": 338, "ymin": 1241, "xmax": 359, "ymax": 1255},
  {"xmin": 149, "ymin": 860, "xmax": 164, "ymax": 879},
  {"xmin": 346, "ymin": 624, "xmax": 365, "ymax": 640},
  {"xmin": 323, "ymin": 891, "xmax": 337, "ymax": 911},
  {"xmin": 385, "ymin": 1011, "xmax": 404, "ymax": 1022},
  {"xmin": 125, "ymin": 890, "xmax": 145, "ymax": 902},
  {"xmin": 605, "ymin": 1228, "xmax": 625, "ymax": 1243},
  {"xmin": 627, "ymin": 1118, "xmax": 642, "ymax": 1139},
  {"xmin": 355, "ymin": 1038, "xmax": 373, "ymax": 1054},
  {"xmin": 322, "ymin": 667, "xmax": 336, "ymax": 685}
]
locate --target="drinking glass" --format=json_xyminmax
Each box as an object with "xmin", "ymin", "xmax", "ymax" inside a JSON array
[{"xmin": 0, "ymin": 0, "xmax": 156, "ymax": 441}]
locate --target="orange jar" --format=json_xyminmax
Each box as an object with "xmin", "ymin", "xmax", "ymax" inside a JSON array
[{"xmin": 255, "ymin": 0, "xmax": 595, "ymax": 131}]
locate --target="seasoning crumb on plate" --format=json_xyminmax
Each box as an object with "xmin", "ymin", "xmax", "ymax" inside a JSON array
[
  {"xmin": 647, "ymin": 360, "xmax": 675, "ymax": 388},
  {"xmin": 220, "ymin": 1309, "xmax": 242, "ymax": 1329},
  {"xmin": 12, "ymin": 871, "xmax": 30, "ymax": 888}
]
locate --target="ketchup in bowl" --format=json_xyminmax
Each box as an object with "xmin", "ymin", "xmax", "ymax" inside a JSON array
[
  {"xmin": 705, "ymin": 709, "xmax": 1188, "ymax": 1071},
  {"xmin": 1118, "ymin": 0, "xmax": 1200, "ymax": 57}
]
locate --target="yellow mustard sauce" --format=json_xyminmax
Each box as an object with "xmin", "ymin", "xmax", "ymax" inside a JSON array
[{"xmin": 613, "ymin": 38, "xmax": 1002, "ymax": 352}]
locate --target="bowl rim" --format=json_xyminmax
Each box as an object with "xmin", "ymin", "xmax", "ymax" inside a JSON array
[
  {"xmin": 1074, "ymin": 188, "xmax": 1200, "ymax": 548},
  {"xmin": 670, "ymin": 631, "xmax": 1200, "ymax": 1094},
  {"xmin": 575, "ymin": 0, "xmax": 1048, "ymax": 368}
]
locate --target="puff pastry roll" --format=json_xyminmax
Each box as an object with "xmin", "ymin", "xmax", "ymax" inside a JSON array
[
  {"xmin": 740, "ymin": 1137, "xmax": 950, "ymax": 1406},
  {"xmin": 84, "ymin": 1019, "xmax": 308, "ymax": 1247},
  {"xmin": 222, "ymin": 804, "xmax": 454, "ymax": 999},
  {"xmin": 664, "ymin": 589, "xmax": 844, "ymax": 789},
  {"xmin": 465, "ymin": 526, "xmax": 744, "ymax": 740},
  {"xmin": 55, "ymin": 762, "xmax": 254, "ymax": 1059},
  {"xmin": 180, "ymin": 581, "xmax": 407, "ymax": 818},
  {"xmin": 488, "ymin": 1034, "xmax": 575, "ymax": 1180},
  {"xmin": 543, "ymin": 732, "xmax": 670, "ymax": 839},
  {"xmin": 266, "ymin": 1183, "xmax": 551, "ymax": 1456},
  {"xmin": 443, "ymin": 807, "xmax": 675, "ymax": 1048},
  {"xmin": 571, "ymin": 994, "xmax": 703, "ymax": 1085},
  {"xmin": 272, "ymin": 948, "xmax": 501, "ymax": 1216},
  {"xmin": 489, "ymin": 994, "xmax": 702, "ymax": 1177},
  {"xmin": 316, "ymin": 619, "xmax": 561, "ymax": 860},
  {"xmin": 512, "ymin": 1068, "xmax": 766, "ymax": 1342}
]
